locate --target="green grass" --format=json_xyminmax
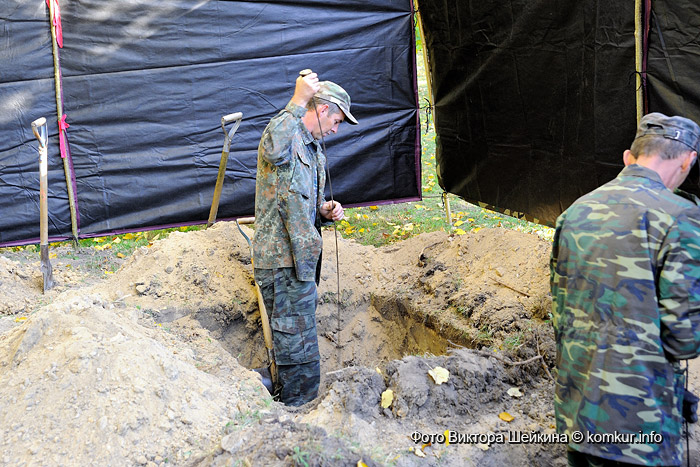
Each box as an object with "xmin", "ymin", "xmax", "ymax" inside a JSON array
[
  {"xmin": 1, "ymin": 225, "xmax": 202, "ymax": 258},
  {"xmin": 1, "ymin": 25, "xmax": 552, "ymax": 256}
]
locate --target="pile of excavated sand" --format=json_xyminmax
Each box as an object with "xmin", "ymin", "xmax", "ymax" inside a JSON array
[
  {"xmin": 0, "ymin": 221, "xmax": 566, "ymax": 466},
  {"xmin": 6, "ymin": 221, "xmax": 694, "ymax": 465},
  {"xmin": 0, "ymin": 290, "xmax": 268, "ymax": 465}
]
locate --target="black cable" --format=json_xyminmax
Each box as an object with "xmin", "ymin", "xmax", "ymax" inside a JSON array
[
  {"xmin": 684, "ymin": 361, "xmax": 690, "ymax": 467},
  {"xmin": 310, "ymin": 93, "xmax": 343, "ymax": 367}
]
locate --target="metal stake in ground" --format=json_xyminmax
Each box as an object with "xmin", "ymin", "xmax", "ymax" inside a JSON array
[
  {"xmin": 31, "ymin": 117, "xmax": 55, "ymax": 292},
  {"xmin": 207, "ymin": 112, "xmax": 243, "ymax": 228}
]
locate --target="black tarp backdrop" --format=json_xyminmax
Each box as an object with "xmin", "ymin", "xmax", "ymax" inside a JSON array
[
  {"xmin": 0, "ymin": 2, "xmax": 74, "ymax": 245},
  {"xmin": 420, "ymin": 0, "xmax": 638, "ymax": 226},
  {"xmin": 420, "ymin": 0, "xmax": 700, "ymax": 226},
  {"xmin": 646, "ymin": 0, "xmax": 700, "ymax": 177},
  {"xmin": 0, "ymin": 0, "xmax": 420, "ymax": 245}
]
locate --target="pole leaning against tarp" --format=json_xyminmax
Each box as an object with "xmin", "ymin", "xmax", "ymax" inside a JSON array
[
  {"xmin": 48, "ymin": 0, "xmax": 79, "ymax": 243},
  {"xmin": 414, "ymin": 0, "xmax": 453, "ymax": 225},
  {"xmin": 635, "ymin": 0, "xmax": 644, "ymax": 125}
]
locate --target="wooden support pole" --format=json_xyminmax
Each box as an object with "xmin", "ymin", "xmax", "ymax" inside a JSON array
[
  {"xmin": 634, "ymin": 0, "xmax": 644, "ymax": 125},
  {"xmin": 48, "ymin": 0, "xmax": 79, "ymax": 244},
  {"xmin": 413, "ymin": 0, "xmax": 434, "ymax": 109}
]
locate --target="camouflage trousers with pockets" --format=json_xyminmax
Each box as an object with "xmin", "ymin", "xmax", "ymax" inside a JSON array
[{"xmin": 254, "ymin": 267, "xmax": 320, "ymax": 406}]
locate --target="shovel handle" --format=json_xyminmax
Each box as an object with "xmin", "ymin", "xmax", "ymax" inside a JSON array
[
  {"xmin": 299, "ymin": 69, "xmax": 312, "ymax": 77},
  {"xmin": 221, "ymin": 112, "xmax": 243, "ymax": 125},
  {"xmin": 31, "ymin": 117, "xmax": 48, "ymax": 148}
]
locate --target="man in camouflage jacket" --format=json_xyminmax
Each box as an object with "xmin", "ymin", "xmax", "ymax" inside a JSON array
[
  {"xmin": 551, "ymin": 113, "xmax": 700, "ymax": 466},
  {"xmin": 252, "ymin": 72, "xmax": 357, "ymax": 406}
]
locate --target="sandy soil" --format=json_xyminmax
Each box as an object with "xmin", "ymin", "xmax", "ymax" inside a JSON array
[{"xmin": 1, "ymin": 221, "xmax": 698, "ymax": 466}]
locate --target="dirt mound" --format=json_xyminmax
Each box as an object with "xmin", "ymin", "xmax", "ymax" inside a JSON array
[
  {"xmin": 4, "ymin": 220, "xmax": 695, "ymax": 465},
  {"xmin": 0, "ymin": 291, "xmax": 266, "ymax": 465}
]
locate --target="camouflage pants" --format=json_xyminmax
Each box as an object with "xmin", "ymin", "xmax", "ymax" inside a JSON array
[{"xmin": 254, "ymin": 267, "xmax": 320, "ymax": 406}]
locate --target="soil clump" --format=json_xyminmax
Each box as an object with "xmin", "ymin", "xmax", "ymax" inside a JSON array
[{"xmin": 2, "ymin": 221, "xmax": 697, "ymax": 465}]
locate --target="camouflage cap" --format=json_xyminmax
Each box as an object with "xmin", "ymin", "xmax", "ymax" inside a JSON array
[
  {"xmin": 315, "ymin": 81, "xmax": 358, "ymax": 125},
  {"xmin": 635, "ymin": 112, "xmax": 700, "ymax": 153}
]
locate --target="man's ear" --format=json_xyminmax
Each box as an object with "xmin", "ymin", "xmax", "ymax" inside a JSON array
[
  {"xmin": 681, "ymin": 151, "xmax": 698, "ymax": 172},
  {"xmin": 317, "ymin": 103, "xmax": 330, "ymax": 115},
  {"xmin": 623, "ymin": 149, "xmax": 636, "ymax": 167}
]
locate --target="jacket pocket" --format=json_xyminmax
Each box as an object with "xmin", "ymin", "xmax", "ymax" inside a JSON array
[{"xmin": 289, "ymin": 147, "xmax": 313, "ymax": 200}]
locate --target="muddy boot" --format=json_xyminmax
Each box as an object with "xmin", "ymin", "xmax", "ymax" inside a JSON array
[{"xmin": 253, "ymin": 367, "xmax": 275, "ymax": 395}]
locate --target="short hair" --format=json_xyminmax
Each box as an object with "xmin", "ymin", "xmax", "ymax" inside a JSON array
[
  {"xmin": 630, "ymin": 135, "xmax": 693, "ymax": 160},
  {"xmin": 306, "ymin": 98, "xmax": 342, "ymax": 116}
]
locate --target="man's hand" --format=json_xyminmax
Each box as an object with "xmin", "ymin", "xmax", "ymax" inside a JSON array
[
  {"xmin": 320, "ymin": 201, "xmax": 344, "ymax": 221},
  {"xmin": 290, "ymin": 72, "xmax": 320, "ymax": 109}
]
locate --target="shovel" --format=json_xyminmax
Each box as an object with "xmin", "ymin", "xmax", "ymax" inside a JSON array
[
  {"xmin": 31, "ymin": 117, "xmax": 55, "ymax": 292},
  {"xmin": 207, "ymin": 112, "xmax": 243, "ymax": 228},
  {"xmin": 235, "ymin": 217, "xmax": 278, "ymax": 394}
]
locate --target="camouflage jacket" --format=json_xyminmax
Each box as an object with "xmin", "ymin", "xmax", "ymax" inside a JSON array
[
  {"xmin": 252, "ymin": 101, "xmax": 326, "ymax": 282},
  {"xmin": 550, "ymin": 164, "xmax": 700, "ymax": 465}
]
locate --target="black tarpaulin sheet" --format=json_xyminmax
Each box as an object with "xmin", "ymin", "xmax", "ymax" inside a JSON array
[
  {"xmin": 420, "ymin": 0, "xmax": 638, "ymax": 226},
  {"xmin": 646, "ymin": 0, "xmax": 700, "ymax": 194},
  {"xmin": 0, "ymin": 0, "xmax": 419, "ymax": 245},
  {"xmin": 0, "ymin": 1, "xmax": 74, "ymax": 245}
]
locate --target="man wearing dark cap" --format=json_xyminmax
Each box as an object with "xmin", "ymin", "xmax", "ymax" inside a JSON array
[
  {"xmin": 252, "ymin": 71, "xmax": 357, "ymax": 406},
  {"xmin": 551, "ymin": 113, "xmax": 700, "ymax": 465}
]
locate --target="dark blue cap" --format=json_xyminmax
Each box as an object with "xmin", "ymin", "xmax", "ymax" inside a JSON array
[{"xmin": 635, "ymin": 112, "xmax": 700, "ymax": 153}]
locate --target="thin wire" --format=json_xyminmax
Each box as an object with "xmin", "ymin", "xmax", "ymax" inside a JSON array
[
  {"xmin": 311, "ymin": 96, "xmax": 342, "ymax": 368},
  {"xmin": 684, "ymin": 361, "xmax": 690, "ymax": 467}
]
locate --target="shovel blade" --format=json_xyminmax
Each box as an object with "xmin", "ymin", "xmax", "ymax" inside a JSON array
[{"xmin": 40, "ymin": 245, "xmax": 55, "ymax": 292}]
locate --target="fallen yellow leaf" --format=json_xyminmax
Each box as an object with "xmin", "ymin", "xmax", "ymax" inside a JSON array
[
  {"xmin": 370, "ymin": 206, "xmax": 378, "ymax": 210},
  {"xmin": 116, "ymin": 252, "xmax": 125, "ymax": 259},
  {"xmin": 104, "ymin": 270, "xmax": 114, "ymax": 275},
  {"xmin": 454, "ymin": 228, "xmax": 466, "ymax": 235},
  {"xmin": 123, "ymin": 233, "xmax": 135, "ymax": 239},
  {"xmin": 444, "ymin": 429, "xmax": 450, "ymax": 445},
  {"xmin": 499, "ymin": 412, "xmax": 515, "ymax": 422},
  {"xmin": 14, "ymin": 316, "xmax": 27, "ymax": 322},
  {"xmin": 454, "ymin": 220, "xmax": 464, "ymax": 227},
  {"xmin": 93, "ymin": 237, "xmax": 105, "ymax": 243},
  {"xmin": 428, "ymin": 366, "xmax": 450, "ymax": 385},
  {"xmin": 381, "ymin": 389, "xmax": 394, "ymax": 408},
  {"xmin": 357, "ymin": 461, "xmax": 368, "ymax": 467},
  {"xmin": 112, "ymin": 237, "xmax": 121, "ymax": 244},
  {"xmin": 413, "ymin": 448, "xmax": 426, "ymax": 458}
]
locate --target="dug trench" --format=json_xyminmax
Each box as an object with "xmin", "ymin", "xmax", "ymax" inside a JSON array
[{"xmin": 1, "ymin": 221, "xmax": 699, "ymax": 466}]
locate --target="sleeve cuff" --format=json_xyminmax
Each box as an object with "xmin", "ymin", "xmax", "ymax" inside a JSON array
[{"xmin": 285, "ymin": 101, "xmax": 307, "ymax": 118}]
